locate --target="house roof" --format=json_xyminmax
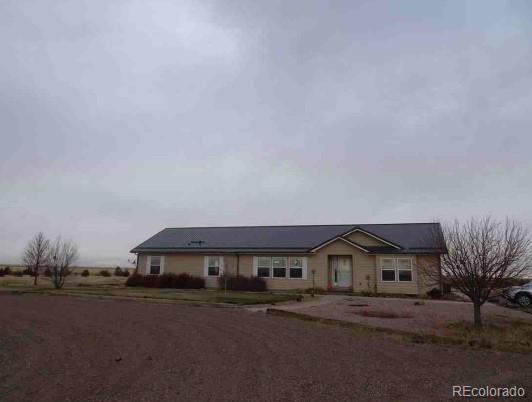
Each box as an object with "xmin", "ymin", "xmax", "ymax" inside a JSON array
[{"xmin": 131, "ymin": 223, "xmax": 445, "ymax": 254}]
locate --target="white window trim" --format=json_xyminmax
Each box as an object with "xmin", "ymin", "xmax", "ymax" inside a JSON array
[
  {"xmin": 146, "ymin": 255, "xmax": 164, "ymax": 275},
  {"xmin": 252, "ymin": 256, "xmax": 308, "ymax": 280},
  {"xmin": 380, "ymin": 257, "xmax": 413, "ymax": 282},
  {"xmin": 203, "ymin": 256, "xmax": 224, "ymax": 277}
]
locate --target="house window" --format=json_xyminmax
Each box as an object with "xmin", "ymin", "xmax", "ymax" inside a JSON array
[
  {"xmin": 381, "ymin": 258, "xmax": 396, "ymax": 282},
  {"xmin": 257, "ymin": 257, "xmax": 271, "ymax": 278},
  {"xmin": 207, "ymin": 256, "xmax": 222, "ymax": 276},
  {"xmin": 289, "ymin": 257, "xmax": 303, "ymax": 278},
  {"xmin": 397, "ymin": 258, "xmax": 413, "ymax": 282},
  {"xmin": 149, "ymin": 256, "xmax": 161, "ymax": 275},
  {"xmin": 380, "ymin": 258, "xmax": 413, "ymax": 282},
  {"xmin": 272, "ymin": 257, "xmax": 287, "ymax": 278},
  {"xmin": 254, "ymin": 256, "xmax": 307, "ymax": 279}
]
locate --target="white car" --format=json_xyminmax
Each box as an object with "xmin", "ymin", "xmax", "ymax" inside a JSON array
[{"xmin": 502, "ymin": 281, "xmax": 532, "ymax": 307}]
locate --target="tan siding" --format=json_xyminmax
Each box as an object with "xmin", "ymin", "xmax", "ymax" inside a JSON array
[
  {"xmin": 352, "ymin": 252, "xmax": 377, "ymax": 293},
  {"xmin": 163, "ymin": 254, "xmax": 204, "ymax": 276},
  {"xmin": 136, "ymin": 250, "xmax": 439, "ymax": 295},
  {"xmin": 309, "ymin": 239, "xmax": 376, "ymax": 290},
  {"xmin": 345, "ymin": 232, "xmax": 389, "ymax": 247},
  {"xmin": 138, "ymin": 253, "xmax": 215, "ymax": 288},
  {"xmin": 236, "ymin": 255, "xmax": 253, "ymax": 276},
  {"xmin": 136, "ymin": 254, "xmax": 148, "ymax": 274}
]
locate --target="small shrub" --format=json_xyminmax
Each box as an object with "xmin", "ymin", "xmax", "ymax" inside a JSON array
[
  {"xmin": 43, "ymin": 268, "xmax": 52, "ymax": 277},
  {"xmin": 12, "ymin": 271, "xmax": 23, "ymax": 277},
  {"xmin": 157, "ymin": 273, "xmax": 175, "ymax": 288},
  {"xmin": 0, "ymin": 268, "xmax": 4, "ymax": 277},
  {"xmin": 142, "ymin": 274, "xmax": 159, "ymax": 288},
  {"xmin": 172, "ymin": 273, "xmax": 205, "ymax": 289},
  {"xmin": 125, "ymin": 273, "xmax": 144, "ymax": 287},
  {"xmin": 184, "ymin": 275, "xmax": 205, "ymax": 289},
  {"xmin": 218, "ymin": 275, "xmax": 266, "ymax": 291},
  {"xmin": 22, "ymin": 267, "xmax": 34, "ymax": 276},
  {"xmin": 123, "ymin": 270, "xmax": 130, "ymax": 277},
  {"xmin": 100, "ymin": 270, "xmax": 111, "ymax": 277},
  {"xmin": 125, "ymin": 273, "xmax": 205, "ymax": 289},
  {"xmin": 114, "ymin": 266, "xmax": 123, "ymax": 276},
  {"xmin": 427, "ymin": 288, "xmax": 443, "ymax": 300},
  {"xmin": 4, "ymin": 267, "xmax": 11, "ymax": 275},
  {"xmin": 81, "ymin": 269, "xmax": 90, "ymax": 277}
]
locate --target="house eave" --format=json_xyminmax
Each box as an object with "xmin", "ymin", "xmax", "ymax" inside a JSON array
[{"xmin": 131, "ymin": 247, "xmax": 313, "ymax": 255}]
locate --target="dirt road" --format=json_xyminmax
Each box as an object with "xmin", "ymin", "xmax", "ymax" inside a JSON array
[{"xmin": 0, "ymin": 294, "xmax": 530, "ymax": 401}]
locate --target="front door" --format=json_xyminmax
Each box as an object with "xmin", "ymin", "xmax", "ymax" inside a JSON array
[{"xmin": 330, "ymin": 256, "xmax": 352, "ymax": 289}]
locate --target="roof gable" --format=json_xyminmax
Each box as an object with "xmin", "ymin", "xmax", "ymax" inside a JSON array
[
  {"xmin": 343, "ymin": 229, "xmax": 401, "ymax": 249},
  {"xmin": 309, "ymin": 236, "xmax": 370, "ymax": 253}
]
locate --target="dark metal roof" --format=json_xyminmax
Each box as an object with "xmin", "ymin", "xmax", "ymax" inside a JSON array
[{"xmin": 131, "ymin": 223, "xmax": 444, "ymax": 254}]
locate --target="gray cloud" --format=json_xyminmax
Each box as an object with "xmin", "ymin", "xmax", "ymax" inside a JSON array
[{"xmin": 1, "ymin": 0, "xmax": 531, "ymax": 265}]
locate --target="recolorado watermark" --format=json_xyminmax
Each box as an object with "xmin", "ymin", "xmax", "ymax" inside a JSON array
[{"xmin": 452, "ymin": 385, "xmax": 526, "ymax": 398}]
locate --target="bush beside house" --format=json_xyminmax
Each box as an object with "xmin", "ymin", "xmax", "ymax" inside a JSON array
[
  {"xmin": 126, "ymin": 273, "xmax": 205, "ymax": 289},
  {"xmin": 218, "ymin": 275, "xmax": 266, "ymax": 291}
]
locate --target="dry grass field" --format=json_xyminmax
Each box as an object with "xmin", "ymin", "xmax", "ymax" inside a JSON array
[
  {"xmin": 0, "ymin": 264, "xmax": 134, "ymax": 275},
  {"xmin": 0, "ymin": 274, "xmax": 302, "ymax": 305},
  {"xmin": 0, "ymin": 274, "xmax": 128, "ymax": 288}
]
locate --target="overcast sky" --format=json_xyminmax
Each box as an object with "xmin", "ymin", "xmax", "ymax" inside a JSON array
[{"xmin": 1, "ymin": 1, "xmax": 531, "ymax": 266}]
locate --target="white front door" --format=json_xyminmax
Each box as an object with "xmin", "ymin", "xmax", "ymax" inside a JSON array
[{"xmin": 331, "ymin": 256, "xmax": 352, "ymax": 288}]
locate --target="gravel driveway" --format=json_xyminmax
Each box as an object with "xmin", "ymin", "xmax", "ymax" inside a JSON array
[
  {"xmin": 0, "ymin": 294, "xmax": 530, "ymax": 402},
  {"xmin": 267, "ymin": 295, "xmax": 532, "ymax": 335}
]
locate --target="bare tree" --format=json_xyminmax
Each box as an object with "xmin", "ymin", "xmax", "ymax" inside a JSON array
[
  {"xmin": 48, "ymin": 238, "xmax": 79, "ymax": 289},
  {"xmin": 433, "ymin": 217, "xmax": 531, "ymax": 328},
  {"xmin": 22, "ymin": 232, "xmax": 50, "ymax": 286}
]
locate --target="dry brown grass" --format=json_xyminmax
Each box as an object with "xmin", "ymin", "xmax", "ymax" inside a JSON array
[
  {"xmin": 446, "ymin": 320, "xmax": 532, "ymax": 352},
  {"xmin": 0, "ymin": 274, "xmax": 127, "ymax": 288},
  {"xmin": 268, "ymin": 308, "xmax": 532, "ymax": 353}
]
